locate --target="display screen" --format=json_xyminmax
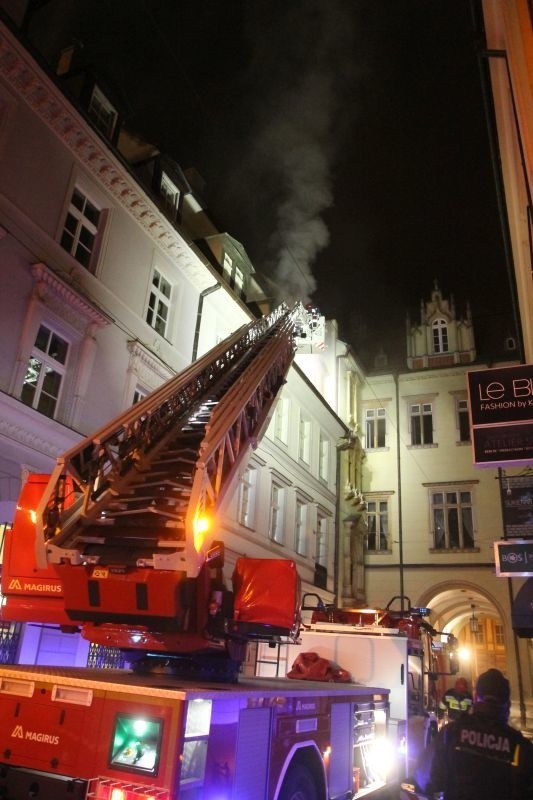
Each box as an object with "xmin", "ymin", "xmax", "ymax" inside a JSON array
[{"xmin": 109, "ymin": 714, "xmax": 163, "ymax": 775}]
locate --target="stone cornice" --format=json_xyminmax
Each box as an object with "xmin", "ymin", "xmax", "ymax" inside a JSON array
[
  {"xmin": 0, "ymin": 24, "xmax": 215, "ymax": 292},
  {"xmin": 127, "ymin": 339, "xmax": 175, "ymax": 382},
  {"xmin": 31, "ymin": 262, "xmax": 111, "ymax": 329},
  {"xmin": 0, "ymin": 390, "xmax": 82, "ymax": 461}
]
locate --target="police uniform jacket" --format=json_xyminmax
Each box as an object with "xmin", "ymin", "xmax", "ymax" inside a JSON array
[{"xmin": 415, "ymin": 701, "xmax": 533, "ymax": 800}]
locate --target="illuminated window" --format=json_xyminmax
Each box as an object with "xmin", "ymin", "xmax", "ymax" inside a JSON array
[
  {"xmin": 365, "ymin": 499, "xmax": 389, "ymax": 551},
  {"xmin": 432, "ymin": 318, "xmax": 449, "ymax": 353},
  {"xmin": 146, "ymin": 269, "xmax": 172, "ymax": 337},
  {"xmin": 60, "ymin": 186, "xmax": 102, "ymax": 270},
  {"xmin": 238, "ymin": 465, "xmax": 257, "ymax": 528},
  {"xmin": 21, "ymin": 324, "xmax": 69, "ymax": 419},
  {"xmin": 295, "ymin": 499, "xmax": 307, "ymax": 555},
  {"xmin": 316, "ymin": 512, "xmax": 329, "ymax": 567},
  {"xmin": 457, "ymin": 398, "xmax": 470, "ymax": 442},
  {"xmin": 365, "ymin": 407, "xmax": 386, "ymax": 448},
  {"xmin": 160, "ymin": 172, "xmax": 180, "ymax": 219},
  {"xmin": 319, "ymin": 433, "xmax": 329, "ymax": 482},
  {"xmin": 298, "ymin": 413, "xmax": 311, "ymax": 464},
  {"xmin": 222, "ymin": 252, "xmax": 232, "ymax": 280},
  {"xmin": 432, "ymin": 489, "xmax": 474, "ymax": 550},
  {"xmin": 269, "ymin": 482, "xmax": 285, "ymax": 544},
  {"xmin": 410, "ymin": 402, "xmax": 433, "ymax": 445},
  {"xmin": 133, "ymin": 386, "xmax": 148, "ymax": 405},
  {"xmin": 494, "ymin": 623, "xmax": 504, "ymax": 646},
  {"xmin": 234, "ymin": 266, "xmax": 244, "ymax": 293},
  {"xmin": 274, "ymin": 396, "xmax": 290, "ymax": 444},
  {"xmin": 88, "ymin": 85, "xmax": 117, "ymax": 139}
]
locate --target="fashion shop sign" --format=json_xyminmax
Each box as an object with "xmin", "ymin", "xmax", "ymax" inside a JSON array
[{"xmin": 467, "ymin": 364, "xmax": 533, "ymax": 467}]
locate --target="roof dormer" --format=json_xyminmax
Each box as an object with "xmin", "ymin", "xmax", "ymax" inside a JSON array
[{"xmin": 407, "ymin": 280, "xmax": 476, "ymax": 369}]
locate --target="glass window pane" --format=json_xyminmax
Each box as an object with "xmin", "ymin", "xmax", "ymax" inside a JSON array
[
  {"xmin": 34, "ymin": 325, "xmax": 51, "ymax": 353},
  {"xmin": 448, "ymin": 508, "xmax": 459, "ymax": 547},
  {"xmin": 36, "ymin": 392, "xmax": 57, "ymax": 418},
  {"xmin": 75, "ymin": 244, "xmax": 91, "ymax": 267},
  {"xmin": 41, "ymin": 366, "xmax": 61, "ymax": 397},
  {"xmin": 434, "ymin": 509, "xmax": 445, "ymax": 548},
  {"xmin": 84, "ymin": 199, "xmax": 100, "ymax": 226},
  {"xmin": 462, "ymin": 508, "xmax": 474, "ymax": 547},
  {"xmin": 49, "ymin": 333, "xmax": 68, "ymax": 364},
  {"xmin": 72, "ymin": 188, "xmax": 85, "ymax": 210}
]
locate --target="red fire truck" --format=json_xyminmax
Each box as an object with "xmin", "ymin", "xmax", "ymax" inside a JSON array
[
  {"xmin": 0, "ymin": 305, "xmax": 395, "ymax": 799},
  {"xmin": 253, "ymin": 595, "xmax": 459, "ymax": 778}
]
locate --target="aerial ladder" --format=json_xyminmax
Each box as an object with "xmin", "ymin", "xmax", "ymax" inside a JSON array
[{"xmin": 2, "ymin": 303, "xmax": 317, "ymax": 677}]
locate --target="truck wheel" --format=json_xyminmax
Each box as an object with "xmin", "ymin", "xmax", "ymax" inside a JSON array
[{"xmin": 279, "ymin": 764, "xmax": 318, "ymax": 800}]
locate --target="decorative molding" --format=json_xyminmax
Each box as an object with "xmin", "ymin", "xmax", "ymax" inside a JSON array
[
  {"xmin": 0, "ymin": 391, "xmax": 82, "ymax": 460},
  {"xmin": 127, "ymin": 339, "xmax": 175, "ymax": 387},
  {"xmin": 31, "ymin": 262, "xmax": 111, "ymax": 331}
]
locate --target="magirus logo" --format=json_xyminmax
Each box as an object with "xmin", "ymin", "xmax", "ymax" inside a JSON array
[
  {"xmin": 8, "ymin": 578, "xmax": 62, "ymax": 593},
  {"xmin": 11, "ymin": 724, "xmax": 59, "ymax": 745}
]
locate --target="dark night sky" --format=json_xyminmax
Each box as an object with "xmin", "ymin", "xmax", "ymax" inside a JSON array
[{"xmin": 29, "ymin": 0, "xmax": 517, "ymax": 369}]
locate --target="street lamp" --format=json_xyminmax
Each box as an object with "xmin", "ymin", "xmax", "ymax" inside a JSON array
[{"xmin": 469, "ymin": 604, "xmax": 480, "ymax": 635}]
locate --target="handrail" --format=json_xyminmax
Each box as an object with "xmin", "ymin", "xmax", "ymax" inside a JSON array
[{"xmin": 34, "ymin": 304, "xmax": 295, "ymax": 570}]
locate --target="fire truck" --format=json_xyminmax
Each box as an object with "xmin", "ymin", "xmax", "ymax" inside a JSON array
[
  {"xmin": 253, "ymin": 595, "xmax": 459, "ymax": 777},
  {"xmin": 0, "ymin": 304, "xmax": 395, "ymax": 800}
]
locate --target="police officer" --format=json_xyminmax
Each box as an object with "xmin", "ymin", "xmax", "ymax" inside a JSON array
[
  {"xmin": 438, "ymin": 676, "xmax": 473, "ymax": 722},
  {"xmin": 414, "ymin": 668, "xmax": 533, "ymax": 799}
]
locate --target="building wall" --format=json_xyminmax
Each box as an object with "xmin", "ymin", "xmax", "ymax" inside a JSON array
[{"xmin": 360, "ymin": 289, "xmax": 531, "ymax": 724}]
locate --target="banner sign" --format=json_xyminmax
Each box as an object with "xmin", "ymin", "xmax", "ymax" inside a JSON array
[
  {"xmin": 467, "ymin": 364, "xmax": 533, "ymax": 467},
  {"xmin": 499, "ymin": 475, "xmax": 533, "ymax": 539},
  {"xmin": 494, "ymin": 539, "xmax": 533, "ymax": 577}
]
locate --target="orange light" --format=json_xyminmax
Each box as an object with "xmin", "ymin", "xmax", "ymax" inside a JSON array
[
  {"xmin": 193, "ymin": 513, "xmax": 210, "ymax": 552},
  {"xmin": 110, "ymin": 789, "xmax": 125, "ymax": 800}
]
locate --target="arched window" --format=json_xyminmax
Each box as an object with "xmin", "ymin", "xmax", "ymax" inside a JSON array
[{"xmin": 432, "ymin": 318, "xmax": 449, "ymax": 353}]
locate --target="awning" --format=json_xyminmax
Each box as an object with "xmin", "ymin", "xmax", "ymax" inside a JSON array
[{"xmin": 511, "ymin": 578, "xmax": 533, "ymax": 638}]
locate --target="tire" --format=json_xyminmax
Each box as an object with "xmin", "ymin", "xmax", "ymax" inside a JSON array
[{"xmin": 278, "ymin": 764, "xmax": 319, "ymax": 800}]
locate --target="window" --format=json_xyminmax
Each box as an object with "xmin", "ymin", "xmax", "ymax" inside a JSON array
[
  {"xmin": 21, "ymin": 324, "xmax": 69, "ymax": 418},
  {"xmin": 365, "ymin": 408, "xmax": 386, "ymax": 449},
  {"xmin": 88, "ymin": 85, "xmax": 118, "ymax": 139},
  {"xmin": 410, "ymin": 402, "xmax": 433, "ymax": 445},
  {"xmin": 298, "ymin": 414, "xmax": 311, "ymax": 464},
  {"xmin": 234, "ymin": 266, "xmax": 244, "ymax": 294},
  {"xmin": 432, "ymin": 318, "xmax": 449, "ymax": 353},
  {"xmin": 295, "ymin": 499, "xmax": 307, "ymax": 556},
  {"xmin": 273, "ymin": 396, "xmax": 290, "ymax": 444},
  {"xmin": 133, "ymin": 386, "xmax": 148, "ymax": 405},
  {"xmin": 366, "ymin": 499, "xmax": 389, "ymax": 551},
  {"xmin": 316, "ymin": 512, "xmax": 329, "ymax": 567},
  {"xmin": 160, "ymin": 173, "xmax": 180, "ymax": 219},
  {"xmin": 494, "ymin": 624, "xmax": 504, "ymax": 646},
  {"xmin": 238, "ymin": 465, "xmax": 257, "ymax": 528},
  {"xmin": 319, "ymin": 433, "xmax": 329, "ymax": 482},
  {"xmin": 432, "ymin": 489, "xmax": 474, "ymax": 549},
  {"xmin": 222, "ymin": 253, "xmax": 232, "ymax": 281},
  {"xmin": 146, "ymin": 269, "xmax": 172, "ymax": 337},
  {"xmin": 457, "ymin": 398, "xmax": 470, "ymax": 442},
  {"xmin": 269, "ymin": 482, "xmax": 285, "ymax": 544},
  {"xmin": 60, "ymin": 186, "xmax": 102, "ymax": 270}
]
